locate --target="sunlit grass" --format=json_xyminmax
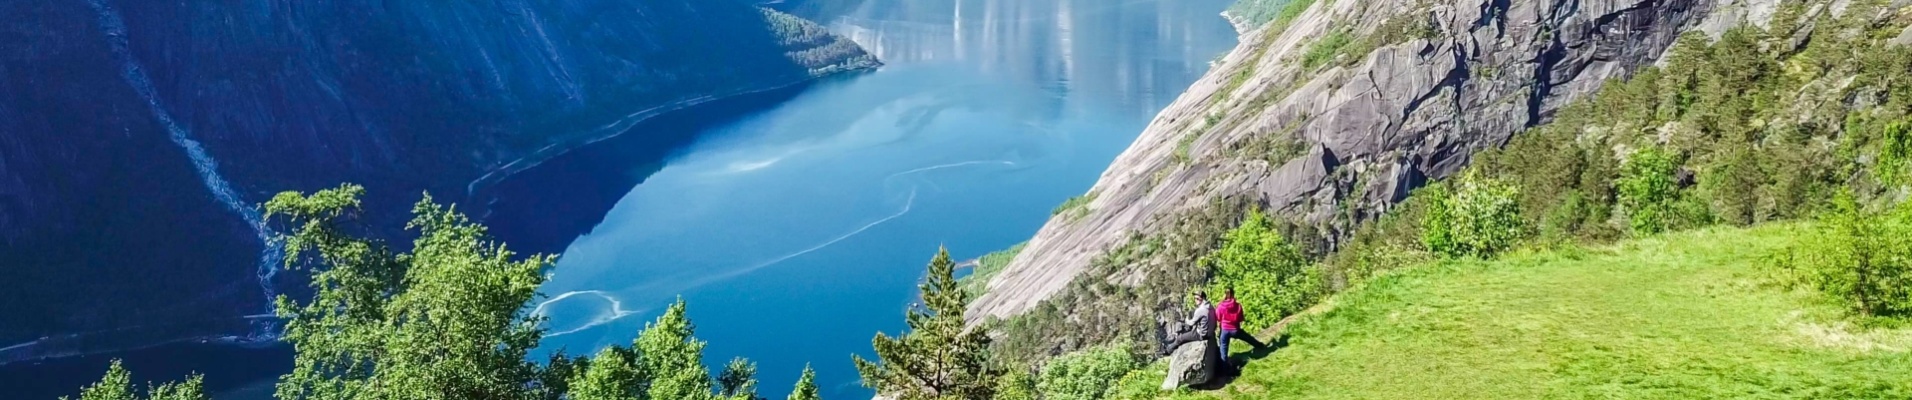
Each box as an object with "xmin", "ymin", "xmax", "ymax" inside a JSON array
[{"xmin": 1171, "ymin": 224, "xmax": 1912, "ymax": 399}]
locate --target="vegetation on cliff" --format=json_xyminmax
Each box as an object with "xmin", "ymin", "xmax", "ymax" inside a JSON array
[{"xmin": 980, "ymin": 0, "xmax": 1912, "ymax": 397}]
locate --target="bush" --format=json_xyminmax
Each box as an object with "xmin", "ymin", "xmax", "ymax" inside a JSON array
[
  {"xmin": 1053, "ymin": 191, "xmax": 1100, "ymax": 222},
  {"xmin": 1203, "ymin": 210, "xmax": 1321, "ymax": 332},
  {"xmin": 1421, "ymin": 172, "xmax": 1525, "ymax": 259},
  {"xmin": 1776, "ymin": 193, "xmax": 1912, "ymax": 319},
  {"xmin": 1036, "ymin": 343, "xmax": 1142, "ymax": 400},
  {"xmin": 1619, "ymin": 146, "xmax": 1683, "ymax": 235},
  {"xmin": 995, "ymin": 368, "xmax": 1039, "ymax": 400},
  {"xmin": 1105, "ymin": 360, "xmax": 1172, "ymax": 400}
]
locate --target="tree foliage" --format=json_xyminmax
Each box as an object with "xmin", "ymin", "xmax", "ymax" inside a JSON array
[
  {"xmin": 63, "ymin": 360, "xmax": 207, "ymax": 400},
  {"xmin": 854, "ymin": 248, "xmax": 999, "ymax": 400},
  {"xmin": 636, "ymin": 300, "xmax": 721, "ymax": 400},
  {"xmin": 1203, "ymin": 210, "xmax": 1319, "ymax": 332},
  {"xmin": 1033, "ymin": 343, "xmax": 1140, "ymax": 400},
  {"xmin": 1421, "ymin": 172, "xmax": 1524, "ymax": 259},
  {"xmin": 1618, "ymin": 146, "xmax": 1684, "ymax": 235},
  {"xmin": 718, "ymin": 357, "xmax": 760, "ymax": 400},
  {"xmin": 266, "ymin": 184, "xmax": 557, "ymax": 400},
  {"xmin": 55, "ymin": 185, "xmax": 790, "ymax": 400},
  {"xmin": 1775, "ymin": 192, "xmax": 1912, "ymax": 319},
  {"xmin": 566, "ymin": 347, "xmax": 644, "ymax": 400},
  {"xmin": 786, "ymin": 366, "xmax": 821, "ymax": 400}
]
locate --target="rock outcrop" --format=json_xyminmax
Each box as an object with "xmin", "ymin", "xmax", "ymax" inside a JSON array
[
  {"xmin": 972, "ymin": 0, "xmax": 1741, "ymax": 320},
  {"xmin": 1163, "ymin": 340, "xmax": 1222, "ymax": 389}
]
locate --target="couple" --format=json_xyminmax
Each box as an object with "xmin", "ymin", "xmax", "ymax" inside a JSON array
[{"xmin": 1164, "ymin": 288, "xmax": 1266, "ymax": 365}]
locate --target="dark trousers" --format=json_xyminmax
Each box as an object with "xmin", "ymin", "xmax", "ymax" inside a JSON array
[
  {"xmin": 1219, "ymin": 329, "xmax": 1266, "ymax": 359},
  {"xmin": 1165, "ymin": 331, "xmax": 1209, "ymax": 352}
]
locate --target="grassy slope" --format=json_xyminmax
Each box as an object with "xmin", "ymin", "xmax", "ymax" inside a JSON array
[{"xmin": 1179, "ymin": 224, "xmax": 1912, "ymax": 399}]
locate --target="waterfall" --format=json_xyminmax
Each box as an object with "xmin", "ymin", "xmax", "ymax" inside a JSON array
[{"xmin": 86, "ymin": 0, "xmax": 284, "ymax": 332}]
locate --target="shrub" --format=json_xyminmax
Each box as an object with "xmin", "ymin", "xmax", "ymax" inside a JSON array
[
  {"xmin": 1881, "ymin": 120, "xmax": 1912, "ymax": 186},
  {"xmin": 1054, "ymin": 191, "xmax": 1100, "ymax": 222},
  {"xmin": 1619, "ymin": 146, "xmax": 1682, "ymax": 235},
  {"xmin": 1777, "ymin": 193, "xmax": 1912, "ymax": 319},
  {"xmin": 1036, "ymin": 343, "xmax": 1142, "ymax": 400},
  {"xmin": 1105, "ymin": 360, "xmax": 1172, "ymax": 400},
  {"xmin": 1203, "ymin": 210, "xmax": 1320, "ymax": 332},
  {"xmin": 963, "ymin": 242, "xmax": 1028, "ymax": 298},
  {"xmin": 1421, "ymin": 172, "xmax": 1525, "ymax": 259},
  {"xmin": 995, "ymin": 368, "xmax": 1039, "ymax": 400}
]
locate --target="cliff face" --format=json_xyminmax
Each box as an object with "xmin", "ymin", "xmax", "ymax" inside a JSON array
[
  {"xmin": 0, "ymin": 0, "xmax": 872, "ymax": 358},
  {"xmin": 972, "ymin": 0, "xmax": 1784, "ymax": 320}
]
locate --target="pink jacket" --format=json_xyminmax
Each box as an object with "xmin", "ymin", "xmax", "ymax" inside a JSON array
[{"xmin": 1217, "ymin": 298, "xmax": 1244, "ymax": 331}]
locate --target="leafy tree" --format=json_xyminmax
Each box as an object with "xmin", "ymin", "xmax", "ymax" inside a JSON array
[
  {"xmin": 266, "ymin": 184, "xmax": 557, "ymax": 400},
  {"xmin": 854, "ymin": 248, "xmax": 999, "ymax": 400},
  {"xmin": 566, "ymin": 347, "xmax": 645, "ymax": 400},
  {"xmin": 718, "ymin": 357, "xmax": 760, "ymax": 400},
  {"xmin": 63, "ymin": 360, "xmax": 207, "ymax": 400},
  {"xmin": 1619, "ymin": 146, "xmax": 1682, "ymax": 235},
  {"xmin": 1880, "ymin": 120, "xmax": 1912, "ymax": 186},
  {"xmin": 786, "ymin": 365, "xmax": 821, "ymax": 400},
  {"xmin": 639, "ymin": 300, "xmax": 720, "ymax": 400},
  {"xmin": 1203, "ymin": 210, "xmax": 1318, "ymax": 332},
  {"xmin": 1422, "ymin": 172, "xmax": 1524, "ymax": 258},
  {"xmin": 1780, "ymin": 192, "xmax": 1912, "ymax": 318},
  {"xmin": 992, "ymin": 368, "xmax": 1038, "ymax": 400}
]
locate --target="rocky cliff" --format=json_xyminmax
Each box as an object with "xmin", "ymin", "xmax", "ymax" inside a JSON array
[
  {"xmin": 0, "ymin": 0, "xmax": 873, "ymax": 360},
  {"xmin": 972, "ymin": 0, "xmax": 1784, "ymax": 320}
]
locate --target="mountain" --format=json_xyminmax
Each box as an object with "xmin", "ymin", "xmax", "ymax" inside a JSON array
[
  {"xmin": 971, "ymin": 0, "xmax": 1912, "ymax": 357},
  {"xmin": 0, "ymin": 0, "xmax": 875, "ymax": 362},
  {"xmin": 974, "ymin": 0, "xmax": 1719, "ymax": 320}
]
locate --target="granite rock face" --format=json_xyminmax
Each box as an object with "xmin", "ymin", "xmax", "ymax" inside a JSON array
[
  {"xmin": 972, "ymin": 0, "xmax": 1757, "ymax": 320},
  {"xmin": 0, "ymin": 0, "xmax": 872, "ymax": 359}
]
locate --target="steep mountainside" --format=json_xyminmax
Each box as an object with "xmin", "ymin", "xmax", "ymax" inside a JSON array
[
  {"xmin": 973, "ymin": 0, "xmax": 1784, "ymax": 320},
  {"xmin": 0, "ymin": 0, "xmax": 873, "ymax": 361}
]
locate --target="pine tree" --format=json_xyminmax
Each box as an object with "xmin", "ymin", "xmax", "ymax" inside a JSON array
[
  {"xmin": 718, "ymin": 357, "xmax": 760, "ymax": 400},
  {"xmin": 786, "ymin": 365, "xmax": 821, "ymax": 400},
  {"xmin": 638, "ymin": 299, "xmax": 719, "ymax": 400},
  {"xmin": 852, "ymin": 247, "xmax": 999, "ymax": 400},
  {"xmin": 567, "ymin": 347, "xmax": 645, "ymax": 400}
]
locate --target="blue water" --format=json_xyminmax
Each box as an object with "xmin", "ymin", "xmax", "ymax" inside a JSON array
[{"xmin": 522, "ymin": 0, "xmax": 1238, "ymax": 397}]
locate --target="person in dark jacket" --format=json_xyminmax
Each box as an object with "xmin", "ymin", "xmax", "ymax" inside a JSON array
[
  {"xmin": 1161, "ymin": 291, "xmax": 1216, "ymax": 354},
  {"xmin": 1215, "ymin": 287, "xmax": 1268, "ymax": 362}
]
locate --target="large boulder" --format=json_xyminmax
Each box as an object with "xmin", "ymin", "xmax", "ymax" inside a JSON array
[{"xmin": 1162, "ymin": 339, "xmax": 1222, "ymax": 389}]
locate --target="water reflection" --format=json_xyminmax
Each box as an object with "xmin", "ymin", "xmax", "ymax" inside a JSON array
[{"xmin": 827, "ymin": 0, "xmax": 1233, "ymax": 115}]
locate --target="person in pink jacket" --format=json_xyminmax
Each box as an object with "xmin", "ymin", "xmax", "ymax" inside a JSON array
[{"xmin": 1215, "ymin": 287, "xmax": 1268, "ymax": 363}]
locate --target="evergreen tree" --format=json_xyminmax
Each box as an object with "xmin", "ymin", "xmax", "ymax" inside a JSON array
[
  {"xmin": 638, "ymin": 299, "xmax": 719, "ymax": 400},
  {"xmin": 718, "ymin": 357, "xmax": 760, "ymax": 400},
  {"xmin": 852, "ymin": 247, "xmax": 999, "ymax": 400},
  {"xmin": 566, "ymin": 347, "xmax": 645, "ymax": 400},
  {"xmin": 63, "ymin": 360, "xmax": 207, "ymax": 400},
  {"xmin": 786, "ymin": 366, "xmax": 821, "ymax": 400}
]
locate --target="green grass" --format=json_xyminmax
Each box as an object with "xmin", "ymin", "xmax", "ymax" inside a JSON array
[
  {"xmin": 962, "ymin": 242, "xmax": 1027, "ymax": 298},
  {"xmin": 1054, "ymin": 191, "xmax": 1100, "ymax": 222},
  {"xmin": 1298, "ymin": 30, "xmax": 1353, "ymax": 71},
  {"xmin": 1173, "ymin": 224, "xmax": 1912, "ymax": 399}
]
